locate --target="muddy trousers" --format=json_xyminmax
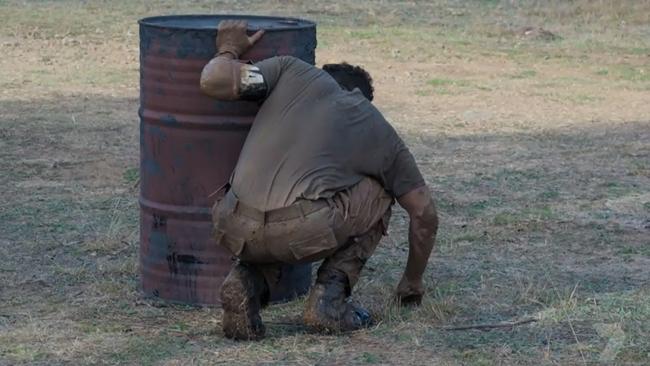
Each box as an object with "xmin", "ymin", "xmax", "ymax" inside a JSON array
[{"xmin": 212, "ymin": 177, "xmax": 393, "ymax": 338}]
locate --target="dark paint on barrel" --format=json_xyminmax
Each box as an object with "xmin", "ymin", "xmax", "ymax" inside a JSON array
[{"xmin": 138, "ymin": 15, "xmax": 316, "ymax": 306}]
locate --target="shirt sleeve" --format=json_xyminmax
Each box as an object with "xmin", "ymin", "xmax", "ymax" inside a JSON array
[
  {"xmin": 254, "ymin": 56, "xmax": 293, "ymax": 97},
  {"xmin": 382, "ymin": 144, "xmax": 426, "ymax": 198}
]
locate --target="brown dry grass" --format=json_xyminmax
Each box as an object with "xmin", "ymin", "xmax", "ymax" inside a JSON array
[{"xmin": 1, "ymin": 0, "xmax": 649, "ymax": 365}]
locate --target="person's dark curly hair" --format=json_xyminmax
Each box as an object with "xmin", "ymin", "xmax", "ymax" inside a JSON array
[{"xmin": 323, "ymin": 62, "xmax": 374, "ymax": 101}]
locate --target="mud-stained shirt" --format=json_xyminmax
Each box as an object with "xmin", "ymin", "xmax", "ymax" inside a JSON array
[{"xmin": 230, "ymin": 56, "xmax": 424, "ymax": 211}]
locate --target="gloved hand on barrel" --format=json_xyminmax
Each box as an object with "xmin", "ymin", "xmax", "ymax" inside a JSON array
[
  {"xmin": 215, "ymin": 20, "xmax": 265, "ymax": 59},
  {"xmin": 200, "ymin": 20, "xmax": 268, "ymax": 100}
]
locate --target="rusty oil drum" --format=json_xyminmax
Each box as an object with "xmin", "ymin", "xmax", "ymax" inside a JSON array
[{"xmin": 138, "ymin": 15, "xmax": 316, "ymax": 306}]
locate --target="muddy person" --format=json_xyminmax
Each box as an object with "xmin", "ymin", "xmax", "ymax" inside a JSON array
[{"xmin": 200, "ymin": 20, "xmax": 438, "ymax": 340}]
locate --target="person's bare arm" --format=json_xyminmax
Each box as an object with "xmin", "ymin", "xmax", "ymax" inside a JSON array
[
  {"xmin": 395, "ymin": 185, "xmax": 438, "ymax": 305},
  {"xmin": 199, "ymin": 20, "xmax": 265, "ymax": 100}
]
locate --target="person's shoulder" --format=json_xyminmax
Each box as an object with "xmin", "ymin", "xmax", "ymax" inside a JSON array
[
  {"xmin": 256, "ymin": 55, "xmax": 312, "ymax": 72},
  {"xmin": 341, "ymin": 89, "xmax": 382, "ymax": 114},
  {"xmin": 263, "ymin": 55, "xmax": 302, "ymax": 65},
  {"xmin": 280, "ymin": 56, "xmax": 315, "ymax": 72}
]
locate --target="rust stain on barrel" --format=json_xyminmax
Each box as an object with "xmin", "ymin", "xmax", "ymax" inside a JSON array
[{"xmin": 138, "ymin": 15, "xmax": 316, "ymax": 306}]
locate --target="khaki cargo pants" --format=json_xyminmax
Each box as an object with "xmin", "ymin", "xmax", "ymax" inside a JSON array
[{"xmin": 212, "ymin": 177, "xmax": 393, "ymax": 295}]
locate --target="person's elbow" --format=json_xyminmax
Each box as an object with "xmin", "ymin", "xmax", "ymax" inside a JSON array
[
  {"xmin": 199, "ymin": 60, "xmax": 237, "ymax": 100},
  {"xmin": 398, "ymin": 185, "xmax": 439, "ymax": 238},
  {"xmin": 199, "ymin": 70, "xmax": 215, "ymax": 96}
]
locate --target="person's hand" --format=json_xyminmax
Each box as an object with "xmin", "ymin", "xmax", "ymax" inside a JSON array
[
  {"xmin": 216, "ymin": 20, "xmax": 265, "ymax": 58},
  {"xmin": 395, "ymin": 275, "xmax": 424, "ymax": 306}
]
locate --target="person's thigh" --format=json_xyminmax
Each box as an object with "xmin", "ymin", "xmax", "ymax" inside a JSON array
[
  {"xmin": 311, "ymin": 177, "xmax": 394, "ymax": 292},
  {"xmin": 319, "ymin": 206, "xmax": 391, "ymax": 292},
  {"xmin": 263, "ymin": 204, "xmax": 340, "ymax": 263},
  {"xmin": 212, "ymin": 192, "xmax": 265, "ymax": 261},
  {"xmin": 330, "ymin": 177, "xmax": 394, "ymax": 241}
]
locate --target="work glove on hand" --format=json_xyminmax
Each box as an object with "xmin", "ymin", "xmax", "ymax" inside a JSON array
[
  {"xmin": 216, "ymin": 20, "xmax": 265, "ymax": 58},
  {"xmin": 395, "ymin": 276, "xmax": 424, "ymax": 306}
]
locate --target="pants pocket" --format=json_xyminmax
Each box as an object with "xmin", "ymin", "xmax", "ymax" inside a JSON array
[
  {"xmin": 214, "ymin": 229, "xmax": 246, "ymax": 257},
  {"xmin": 288, "ymin": 229, "xmax": 339, "ymax": 262}
]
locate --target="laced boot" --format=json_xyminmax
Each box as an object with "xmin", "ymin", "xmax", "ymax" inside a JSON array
[
  {"xmin": 220, "ymin": 263, "xmax": 268, "ymax": 341},
  {"xmin": 303, "ymin": 269, "xmax": 372, "ymax": 333}
]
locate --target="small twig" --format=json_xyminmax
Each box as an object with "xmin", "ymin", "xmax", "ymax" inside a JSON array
[{"xmin": 442, "ymin": 317, "xmax": 538, "ymax": 331}]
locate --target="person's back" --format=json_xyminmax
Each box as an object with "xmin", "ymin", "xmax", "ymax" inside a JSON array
[{"xmin": 232, "ymin": 56, "xmax": 423, "ymax": 211}]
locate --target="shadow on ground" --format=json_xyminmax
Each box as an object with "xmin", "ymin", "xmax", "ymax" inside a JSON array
[{"xmin": 1, "ymin": 94, "xmax": 649, "ymax": 364}]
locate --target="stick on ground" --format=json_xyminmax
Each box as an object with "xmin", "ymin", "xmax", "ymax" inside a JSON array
[{"xmin": 442, "ymin": 317, "xmax": 538, "ymax": 331}]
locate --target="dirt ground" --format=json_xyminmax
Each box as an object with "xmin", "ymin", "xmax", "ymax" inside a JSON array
[{"xmin": 1, "ymin": 0, "xmax": 649, "ymax": 365}]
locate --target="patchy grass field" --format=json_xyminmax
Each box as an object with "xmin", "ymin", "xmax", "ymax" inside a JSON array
[{"xmin": 1, "ymin": 0, "xmax": 649, "ymax": 365}]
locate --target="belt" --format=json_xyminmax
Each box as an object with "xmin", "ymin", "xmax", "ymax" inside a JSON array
[{"xmin": 226, "ymin": 191, "xmax": 329, "ymax": 223}]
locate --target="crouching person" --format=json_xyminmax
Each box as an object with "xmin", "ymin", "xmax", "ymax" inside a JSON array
[{"xmin": 201, "ymin": 20, "xmax": 438, "ymax": 340}]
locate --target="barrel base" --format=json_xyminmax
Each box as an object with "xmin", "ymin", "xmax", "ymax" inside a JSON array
[
  {"xmin": 140, "ymin": 211, "xmax": 312, "ymax": 307},
  {"xmin": 139, "ymin": 264, "xmax": 312, "ymax": 308}
]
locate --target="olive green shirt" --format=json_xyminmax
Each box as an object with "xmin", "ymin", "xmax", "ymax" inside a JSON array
[{"xmin": 230, "ymin": 56, "xmax": 424, "ymax": 211}]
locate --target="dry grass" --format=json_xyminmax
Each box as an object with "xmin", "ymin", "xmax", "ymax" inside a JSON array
[{"xmin": 1, "ymin": 0, "xmax": 649, "ymax": 365}]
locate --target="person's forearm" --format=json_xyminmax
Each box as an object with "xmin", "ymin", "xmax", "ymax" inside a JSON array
[
  {"xmin": 404, "ymin": 218, "xmax": 436, "ymax": 281},
  {"xmin": 396, "ymin": 186, "xmax": 438, "ymax": 289}
]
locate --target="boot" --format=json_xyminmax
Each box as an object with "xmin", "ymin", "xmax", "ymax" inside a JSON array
[
  {"xmin": 220, "ymin": 263, "xmax": 268, "ymax": 341},
  {"xmin": 303, "ymin": 269, "xmax": 372, "ymax": 333}
]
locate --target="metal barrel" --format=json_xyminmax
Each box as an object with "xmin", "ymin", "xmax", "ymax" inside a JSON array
[{"xmin": 138, "ymin": 15, "xmax": 316, "ymax": 306}]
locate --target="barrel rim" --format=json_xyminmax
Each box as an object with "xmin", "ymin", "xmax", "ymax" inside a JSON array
[{"xmin": 138, "ymin": 14, "xmax": 316, "ymax": 31}]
